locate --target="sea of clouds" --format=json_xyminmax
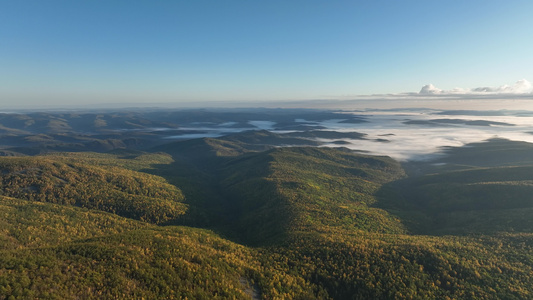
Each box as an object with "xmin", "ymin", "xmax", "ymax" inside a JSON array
[{"xmin": 315, "ymin": 109, "xmax": 533, "ymax": 161}]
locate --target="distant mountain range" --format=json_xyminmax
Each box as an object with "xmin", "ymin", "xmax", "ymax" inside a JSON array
[{"xmin": 0, "ymin": 109, "xmax": 368, "ymax": 156}]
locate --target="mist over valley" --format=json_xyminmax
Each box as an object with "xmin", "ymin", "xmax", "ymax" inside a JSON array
[{"xmin": 3, "ymin": 105, "xmax": 529, "ymax": 161}]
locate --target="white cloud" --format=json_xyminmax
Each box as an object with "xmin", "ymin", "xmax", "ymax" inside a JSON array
[
  {"xmin": 472, "ymin": 79, "xmax": 532, "ymax": 94},
  {"xmin": 419, "ymin": 84, "xmax": 443, "ymax": 95},
  {"xmin": 418, "ymin": 79, "xmax": 533, "ymax": 96}
]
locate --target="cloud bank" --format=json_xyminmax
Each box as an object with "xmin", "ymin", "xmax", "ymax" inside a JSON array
[{"xmin": 418, "ymin": 79, "xmax": 533, "ymax": 96}]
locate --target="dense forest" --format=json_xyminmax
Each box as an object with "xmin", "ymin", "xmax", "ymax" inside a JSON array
[{"xmin": 1, "ymin": 111, "xmax": 533, "ymax": 299}]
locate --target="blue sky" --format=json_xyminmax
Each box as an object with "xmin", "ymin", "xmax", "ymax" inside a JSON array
[{"xmin": 1, "ymin": 0, "xmax": 532, "ymax": 107}]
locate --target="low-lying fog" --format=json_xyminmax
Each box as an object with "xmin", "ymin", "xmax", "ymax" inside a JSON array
[
  {"xmin": 167, "ymin": 107, "xmax": 533, "ymax": 161},
  {"xmin": 319, "ymin": 110, "xmax": 533, "ymax": 160}
]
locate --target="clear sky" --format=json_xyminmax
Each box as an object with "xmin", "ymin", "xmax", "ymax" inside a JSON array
[{"xmin": 1, "ymin": 0, "xmax": 532, "ymax": 108}]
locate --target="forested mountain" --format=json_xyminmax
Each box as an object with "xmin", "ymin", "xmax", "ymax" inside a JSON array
[{"xmin": 1, "ymin": 113, "xmax": 532, "ymax": 299}]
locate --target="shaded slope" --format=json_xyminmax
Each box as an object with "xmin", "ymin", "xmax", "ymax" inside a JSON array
[
  {"xmin": 149, "ymin": 131, "xmax": 321, "ymax": 233},
  {"xmin": 405, "ymin": 138, "xmax": 533, "ymax": 176},
  {"xmin": 379, "ymin": 139, "xmax": 533, "ymax": 235},
  {"xmin": 150, "ymin": 138, "xmax": 246, "ymax": 230},
  {"xmin": 438, "ymin": 138, "xmax": 533, "ymax": 167},
  {"xmin": 379, "ymin": 165, "xmax": 533, "ymax": 235}
]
